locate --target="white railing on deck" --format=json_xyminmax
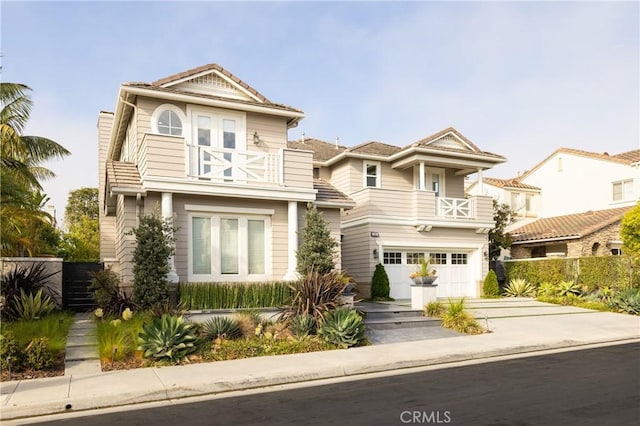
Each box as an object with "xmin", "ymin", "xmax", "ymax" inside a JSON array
[
  {"xmin": 437, "ymin": 197, "xmax": 474, "ymax": 219},
  {"xmin": 188, "ymin": 146, "xmax": 281, "ymax": 185}
]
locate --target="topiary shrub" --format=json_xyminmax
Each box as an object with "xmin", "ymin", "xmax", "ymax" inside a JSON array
[
  {"xmin": 296, "ymin": 203, "xmax": 338, "ymax": 275},
  {"xmin": 129, "ymin": 211, "xmax": 174, "ymax": 310},
  {"xmin": 482, "ymin": 270, "xmax": 500, "ymax": 298},
  {"xmin": 370, "ymin": 263, "xmax": 391, "ymax": 300}
]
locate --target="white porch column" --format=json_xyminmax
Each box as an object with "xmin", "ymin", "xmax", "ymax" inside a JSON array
[
  {"xmin": 477, "ymin": 168, "xmax": 484, "ymax": 194},
  {"xmin": 161, "ymin": 192, "xmax": 179, "ymax": 283},
  {"xmin": 419, "ymin": 162, "xmax": 426, "ymax": 191},
  {"xmin": 284, "ymin": 201, "xmax": 299, "ymax": 281}
]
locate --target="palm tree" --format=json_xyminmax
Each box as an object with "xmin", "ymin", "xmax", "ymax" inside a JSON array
[{"xmin": 0, "ymin": 82, "xmax": 70, "ymax": 256}]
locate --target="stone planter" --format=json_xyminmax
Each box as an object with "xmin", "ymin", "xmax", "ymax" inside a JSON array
[{"xmin": 411, "ymin": 276, "xmax": 438, "ymax": 286}]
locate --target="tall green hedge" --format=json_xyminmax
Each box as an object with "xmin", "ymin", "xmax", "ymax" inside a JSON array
[
  {"xmin": 178, "ymin": 282, "xmax": 293, "ymax": 310},
  {"xmin": 504, "ymin": 256, "xmax": 637, "ymax": 290}
]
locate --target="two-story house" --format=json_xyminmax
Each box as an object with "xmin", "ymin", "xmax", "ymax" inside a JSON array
[
  {"xmin": 289, "ymin": 128, "xmax": 506, "ymax": 298},
  {"xmin": 98, "ymin": 64, "xmax": 354, "ymax": 289}
]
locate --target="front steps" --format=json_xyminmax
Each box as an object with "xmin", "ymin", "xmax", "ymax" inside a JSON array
[{"xmin": 358, "ymin": 302, "xmax": 441, "ymax": 330}]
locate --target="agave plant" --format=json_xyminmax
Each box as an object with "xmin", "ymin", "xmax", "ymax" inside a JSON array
[
  {"xmin": 503, "ymin": 278, "xmax": 536, "ymax": 297},
  {"xmin": 556, "ymin": 280, "xmax": 582, "ymax": 297},
  {"xmin": 317, "ymin": 307, "xmax": 366, "ymax": 348},
  {"xmin": 612, "ymin": 288, "xmax": 640, "ymax": 315},
  {"xmin": 138, "ymin": 314, "xmax": 197, "ymax": 362},
  {"xmin": 289, "ymin": 314, "xmax": 317, "ymax": 338},
  {"xmin": 537, "ymin": 282, "xmax": 557, "ymax": 297},
  {"xmin": 10, "ymin": 289, "xmax": 57, "ymax": 320},
  {"xmin": 201, "ymin": 316, "xmax": 241, "ymax": 340}
]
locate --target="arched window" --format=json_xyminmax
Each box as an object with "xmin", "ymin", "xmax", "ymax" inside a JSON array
[
  {"xmin": 591, "ymin": 242, "xmax": 600, "ymax": 256},
  {"xmin": 152, "ymin": 104, "xmax": 185, "ymax": 136}
]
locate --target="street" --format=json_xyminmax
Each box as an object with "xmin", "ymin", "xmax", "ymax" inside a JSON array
[{"xmin": 27, "ymin": 343, "xmax": 640, "ymax": 425}]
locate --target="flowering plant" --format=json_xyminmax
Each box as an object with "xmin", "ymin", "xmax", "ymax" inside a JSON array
[{"xmin": 409, "ymin": 258, "xmax": 437, "ymax": 279}]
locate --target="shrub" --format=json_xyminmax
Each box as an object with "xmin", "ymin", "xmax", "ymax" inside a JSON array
[
  {"xmin": 280, "ymin": 270, "xmax": 350, "ymax": 323},
  {"xmin": 503, "ymin": 278, "xmax": 536, "ymax": 297},
  {"xmin": 505, "ymin": 258, "xmax": 574, "ymax": 286},
  {"xmin": 370, "ymin": 264, "xmax": 391, "ymax": 300},
  {"xmin": 289, "ymin": 314, "xmax": 317, "ymax": 338},
  {"xmin": 440, "ymin": 298, "xmax": 484, "ymax": 335},
  {"xmin": 537, "ymin": 282, "xmax": 557, "ymax": 297},
  {"xmin": 1, "ymin": 262, "xmax": 60, "ymax": 320},
  {"xmin": 0, "ymin": 332, "xmax": 23, "ymax": 372},
  {"xmin": 201, "ymin": 316, "xmax": 242, "ymax": 340},
  {"xmin": 317, "ymin": 307, "xmax": 366, "ymax": 349},
  {"xmin": 138, "ymin": 314, "xmax": 197, "ymax": 363},
  {"xmin": 90, "ymin": 268, "xmax": 134, "ymax": 315},
  {"xmin": 424, "ymin": 301, "xmax": 445, "ymax": 318},
  {"xmin": 235, "ymin": 313, "xmax": 258, "ymax": 338},
  {"xmin": 556, "ymin": 280, "xmax": 582, "ymax": 297},
  {"xmin": 208, "ymin": 336, "xmax": 333, "ymax": 361},
  {"xmin": 129, "ymin": 211, "xmax": 174, "ymax": 310},
  {"xmin": 612, "ymin": 288, "xmax": 640, "ymax": 315},
  {"xmin": 178, "ymin": 282, "xmax": 292, "ymax": 310},
  {"xmin": 482, "ymin": 270, "xmax": 500, "ymax": 298},
  {"xmin": 24, "ymin": 338, "xmax": 54, "ymax": 370},
  {"xmin": 9, "ymin": 289, "xmax": 57, "ymax": 320},
  {"xmin": 296, "ymin": 203, "xmax": 338, "ymax": 274},
  {"xmin": 98, "ymin": 321, "xmax": 134, "ymax": 362}
]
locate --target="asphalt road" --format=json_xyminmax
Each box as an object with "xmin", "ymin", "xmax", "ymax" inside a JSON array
[{"xmin": 30, "ymin": 343, "xmax": 640, "ymax": 426}]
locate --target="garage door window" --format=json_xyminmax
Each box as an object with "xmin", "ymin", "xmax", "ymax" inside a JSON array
[
  {"xmin": 383, "ymin": 252, "xmax": 402, "ymax": 264},
  {"xmin": 451, "ymin": 253, "xmax": 468, "ymax": 265},
  {"xmin": 406, "ymin": 252, "xmax": 425, "ymax": 264},
  {"xmin": 430, "ymin": 253, "xmax": 447, "ymax": 265}
]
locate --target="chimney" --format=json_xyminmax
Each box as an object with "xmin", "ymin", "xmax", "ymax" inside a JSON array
[
  {"xmin": 301, "ymin": 131, "xmax": 305, "ymax": 144},
  {"xmin": 335, "ymin": 136, "xmax": 340, "ymax": 149}
]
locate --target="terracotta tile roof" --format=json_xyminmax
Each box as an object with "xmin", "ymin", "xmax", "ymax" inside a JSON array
[
  {"xmin": 521, "ymin": 147, "xmax": 637, "ymax": 178},
  {"xmin": 287, "ymin": 138, "xmax": 347, "ymax": 161},
  {"xmin": 509, "ymin": 206, "xmax": 632, "ymax": 243},
  {"xmin": 106, "ymin": 160, "xmax": 142, "ymax": 190},
  {"xmin": 613, "ymin": 149, "xmax": 640, "ymax": 163},
  {"xmin": 314, "ymin": 178, "xmax": 354, "ymax": 206},
  {"xmin": 483, "ymin": 177, "xmax": 540, "ymax": 190},
  {"xmin": 348, "ymin": 141, "xmax": 402, "ymax": 156}
]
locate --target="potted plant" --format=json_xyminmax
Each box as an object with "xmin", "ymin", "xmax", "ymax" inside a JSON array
[{"xmin": 409, "ymin": 258, "xmax": 438, "ymax": 285}]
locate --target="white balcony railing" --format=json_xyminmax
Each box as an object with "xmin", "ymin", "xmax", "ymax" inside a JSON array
[
  {"xmin": 437, "ymin": 197, "xmax": 474, "ymax": 219},
  {"xmin": 188, "ymin": 145, "xmax": 281, "ymax": 185}
]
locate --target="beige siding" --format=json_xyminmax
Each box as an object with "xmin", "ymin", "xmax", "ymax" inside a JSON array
[
  {"xmin": 283, "ymin": 149, "xmax": 313, "ymax": 189},
  {"xmin": 98, "ymin": 112, "xmax": 116, "ymax": 260},
  {"xmin": 341, "ymin": 224, "xmax": 376, "ymax": 298},
  {"xmin": 246, "ymin": 112, "xmax": 288, "ymax": 152},
  {"xmin": 139, "ymin": 134, "xmax": 185, "ymax": 179},
  {"xmin": 329, "ymin": 159, "xmax": 358, "ymax": 195},
  {"xmin": 445, "ymin": 169, "xmax": 465, "ymax": 198},
  {"xmin": 380, "ymin": 162, "xmax": 413, "ymax": 190},
  {"xmin": 115, "ymin": 195, "xmax": 138, "ymax": 287},
  {"xmin": 136, "ymin": 97, "xmax": 187, "ymax": 139},
  {"xmin": 167, "ymin": 194, "xmax": 290, "ymax": 282},
  {"xmin": 472, "ymin": 195, "xmax": 494, "ymax": 223}
]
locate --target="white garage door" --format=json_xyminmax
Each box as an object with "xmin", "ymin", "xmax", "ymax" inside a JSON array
[{"xmin": 382, "ymin": 250, "xmax": 472, "ymax": 299}]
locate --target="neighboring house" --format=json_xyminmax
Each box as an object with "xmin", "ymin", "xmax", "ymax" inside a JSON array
[
  {"xmin": 509, "ymin": 206, "xmax": 632, "ymax": 259},
  {"xmin": 517, "ymin": 148, "xmax": 640, "ymax": 217},
  {"xmin": 466, "ymin": 177, "xmax": 541, "ymax": 222},
  {"xmin": 98, "ymin": 64, "xmax": 354, "ymax": 287},
  {"xmin": 288, "ymin": 127, "xmax": 506, "ymax": 298}
]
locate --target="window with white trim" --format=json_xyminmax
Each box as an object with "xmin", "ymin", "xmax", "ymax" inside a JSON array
[
  {"xmin": 152, "ymin": 104, "xmax": 185, "ymax": 136},
  {"xmin": 612, "ymin": 179, "xmax": 633, "ymax": 202},
  {"xmin": 451, "ymin": 253, "xmax": 468, "ymax": 265},
  {"xmin": 429, "ymin": 253, "xmax": 447, "ymax": 265},
  {"xmin": 383, "ymin": 251, "xmax": 401, "ymax": 264},
  {"xmin": 190, "ymin": 214, "xmax": 269, "ymax": 280},
  {"xmin": 364, "ymin": 161, "xmax": 380, "ymax": 188}
]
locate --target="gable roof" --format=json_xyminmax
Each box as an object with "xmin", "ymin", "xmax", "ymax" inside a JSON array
[
  {"xmin": 348, "ymin": 141, "xmax": 402, "ymax": 156},
  {"xmin": 521, "ymin": 147, "xmax": 637, "ymax": 179},
  {"xmin": 509, "ymin": 206, "xmax": 631, "ymax": 243},
  {"xmin": 482, "ymin": 177, "xmax": 540, "ymax": 191},
  {"xmin": 408, "ymin": 127, "xmax": 505, "ymax": 161},
  {"xmin": 287, "ymin": 138, "xmax": 347, "ymax": 161}
]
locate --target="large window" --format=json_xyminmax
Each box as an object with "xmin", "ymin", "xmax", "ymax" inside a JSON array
[
  {"xmin": 364, "ymin": 161, "xmax": 380, "ymax": 188},
  {"xmin": 190, "ymin": 214, "xmax": 269, "ymax": 280},
  {"xmin": 612, "ymin": 180, "xmax": 633, "ymax": 202}
]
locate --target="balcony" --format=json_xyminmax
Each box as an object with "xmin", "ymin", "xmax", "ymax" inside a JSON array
[
  {"xmin": 188, "ymin": 145, "xmax": 281, "ymax": 185},
  {"xmin": 344, "ymin": 188, "xmax": 493, "ymax": 226}
]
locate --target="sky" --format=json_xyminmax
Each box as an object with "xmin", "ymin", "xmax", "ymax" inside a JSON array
[{"xmin": 2, "ymin": 1, "xmax": 639, "ymax": 224}]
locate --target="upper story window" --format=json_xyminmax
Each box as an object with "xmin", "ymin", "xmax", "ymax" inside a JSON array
[
  {"xmin": 152, "ymin": 104, "xmax": 185, "ymax": 137},
  {"xmin": 612, "ymin": 179, "xmax": 633, "ymax": 202},
  {"xmin": 364, "ymin": 161, "xmax": 381, "ymax": 188}
]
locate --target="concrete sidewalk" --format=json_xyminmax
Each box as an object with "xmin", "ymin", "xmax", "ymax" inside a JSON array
[{"xmin": 1, "ymin": 303, "xmax": 639, "ymax": 421}]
